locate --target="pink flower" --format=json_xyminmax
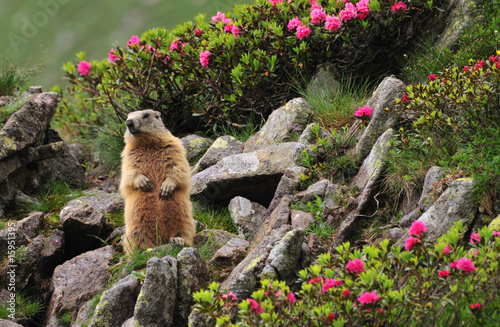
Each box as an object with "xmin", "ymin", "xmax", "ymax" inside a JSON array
[
  {"xmin": 327, "ymin": 312, "xmax": 335, "ymax": 321},
  {"xmin": 311, "ymin": 3, "xmax": 322, "ymax": 11},
  {"xmin": 402, "ymin": 94, "xmax": 409, "ymax": 103},
  {"xmin": 288, "ymin": 292, "xmax": 296, "ymax": 304},
  {"xmin": 493, "ymin": 231, "xmax": 500, "ymax": 237},
  {"xmin": 428, "ymin": 74, "xmax": 437, "ymax": 82},
  {"xmin": 439, "ymin": 270, "xmax": 450, "ymax": 278},
  {"xmin": 269, "ymin": 0, "xmax": 283, "ymax": 7},
  {"xmin": 325, "ymin": 15, "xmax": 342, "ymax": 31},
  {"xmin": 442, "ymin": 244, "xmax": 451, "ymax": 255},
  {"xmin": 296, "ymin": 24, "xmax": 312, "ymax": 40},
  {"xmin": 247, "ymin": 298, "xmax": 263, "ymax": 314},
  {"xmin": 474, "ymin": 60, "xmax": 485, "ymax": 71},
  {"xmin": 489, "ymin": 55, "xmax": 498, "ymax": 63},
  {"xmin": 311, "ymin": 8, "xmax": 327, "ymax": 24},
  {"xmin": 469, "ymin": 303, "xmax": 481, "ymax": 310},
  {"xmin": 451, "ymin": 257, "xmax": 476, "ymax": 274},
  {"xmin": 212, "ymin": 12, "xmax": 232, "ymax": 24},
  {"xmin": 339, "ymin": 2, "xmax": 357, "ymax": 22},
  {"xmin": 127, "ymin": 35, "xmax": 140, "ymax": 48},
  {"xmin": 463, "ymin": 65, "xmax": 470, "ymax": 72},
  {"xmin": 496, "ymin": 62, "xmax": 500, "ymax": 69},
  {"xmin": 200, "ymin": 50, "xmax": 210, "ymax": 67},
  {"xmin": 470, "ymin": 231, "xmax": 481, "ymax": 245},
  {"xmin": 409, "ymin": 220, "xmax": 427, "ymax": 237},
  {"xmin": 346, "ymin": 258, "xmax": 365, "ymax": 275},
  {"xmin": 405, "ymin": 236, "xmax": 420, "ymax": 251},
  {"xmin": 343, "ymin": 288, "xmax": 351, "ymax": 298},
  {"xmin": 378, "ymin": 308, "xmax": 383, "ymax": 313},
  {"xmin": 108, "ymin": 49, "xmax": 119, "ymax": 63},
  {"xmin": 357, "ymin": 291, "xmax": 379, "ymax": 305},
  {"xmin": 77, "ymin": 61, "xmax": 91, "ymax": 76},
  {"xmin": 354, "ymin": 105, "xmax": 374, "ymax": 117},
  {"xmin": 231, "ymin": 25, "xmax": 240, "ymax": 38},
  {"xmin": 288, "ymin": 17, "xmax": 302, "ymax": 31},
  {"xmin": 310, "ymin": 0, "xmax": 318, "ymax": 4},
  {"xmin": 222, "ymin": 291, "xmax": 237, "ymax": 301},
  {"xmin": 322, "ymin": 278, "xmax": 343, "ymax": 294},
  {"xmin": 170, "ymin": 40, "xmax": 180, "ymax": 52},
  {"xmin": 391, "ymin": 1, "xmax": 408, "ymax": 14},
  {"xmin": 195, "ymin": 29, "xmax": 203, "ymax": 36},
  {"xmin": 309, "ymin": 276, "xmax": 323, "ymax": 284},
  {"xmin": 356, "ymin": 0, "xmax": 370, "ymax": 20}
]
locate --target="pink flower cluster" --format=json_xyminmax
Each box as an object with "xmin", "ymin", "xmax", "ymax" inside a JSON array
[
  {"xmin": 439, "ymin": 269, "xmax": 450, "ymax": 278},
  {"xmin": 322, "ymin": 278, "xmax": 343, "ymax": 294},
  {"xmin": 78, "ymin": 61, "xmax": 91, "ymax": 76},
  {"xmin": 391, "ymin": 1, "xmax": 408, "ymax": 14},
  {"xmin": 296, "ymin": 25, "xmax": 312, "ymax": 40},
  {"xmin": 269, "ymin": 0, "xmax": 283, "ymax": 7},
  {"xmin": 346, "ymin": 258, "xmax": 365, "ymax": 275},
  {"xmin": 428, "ymin": 73, "xmax": 437, "ymax": 82},
  {"xmin": 405, "ymin": 236, "xmax": 420, "ymax": 251},
  {"xmin": 340, "ymin": 2, "xmax": 358, "ymax": 22},
  {"xmin": 357, "ymin": 291, "xmax": 379, "ymax": 305},
  {"xmin": 325, "ymin": 15, "xmax": 342, "ymax": 31},
  {"xmin": 356, "ymin": 0, "xmax": 370, "ymax": 20},
  {"xmin": 469, "ymin": 303, "xmax": 481, "ymax": 310},
  {"xmin": 127, "ymin": 35, "xmax": 140, "ymax": 48},
  {"xmin": 442, "ymin": 244, "xmax": 451, "ymax": 255},
  {"xmin": 409, "ymin": 220, "xmax": 427, "ymax": 237},
  {"xmin": 354, "ymin": 105, "xmax": 374, "ymax": 118},
  {"xmin": 311, "ymin": 7, "xmax": 327, "ymax": 24},
  {"xmin": 108, "ymin": 49, "xmax": 119, "ymax": 63},
  {"xmin": 212, "ymin": 11, "xmax": 232, "ymax": 25},
  {"xmin": 222, "ymin": 291, "xmax": 237, "ymax": 301},
  {"xmin": 224, "ymin": 24, "xmax": 241, "ymax": 38},
  {"xmin": 200, "ymin": 50, "xmax": 210, "ymax": 67},
  {"xmin": 247, "ymin": 298, "xmax": 263, "ymax": 314},
  {"xmin": 288, "ymin": 292, "xmax": 296, "ymax": 304},
  {"xmin": 470, "ymin": 231, "xmax": 481, "ymax": 245},
  {"xmin": 450, "ymin": 257, "xmax": 476, "ymax": 274}
]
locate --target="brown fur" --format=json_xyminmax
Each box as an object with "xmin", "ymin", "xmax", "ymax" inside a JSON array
[{"xmin": 120, "ymin": 110, "xmax": 195, "ymax": 254}]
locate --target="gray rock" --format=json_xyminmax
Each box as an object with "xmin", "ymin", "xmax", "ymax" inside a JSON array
[
  {"xmin": 291, "ymin": 210, "xmax": 315, "ymax": 230},
  {"xmin": 221, "ymin": 225, "xmax": 293, "ymax": 300},
  {"xmin": 68, "ymin": 142, "xmax": 88, "ymax": 164},
  {"xmin": 88, "ymin": 275, "xmax": 141, "ymax": 327},
  {"xmin": 0, "ymin": 211, "xmax": 44, "ymax": 258},
  {"xmin": 244, "ymin": 98, "xmax": 312, "ymax": 152},
  {"xmin": 354, "ymin": 76, "xmax": 405, "ymax": 162},
  {"xmin": 399, "ymin": 208, "xmax": 421, "ymax": 228},
  {"xmin": 265, "ymin": 228, "xmax": 305, "ymax": 283},
  {"xmin": 294, "ymin": 179, "xmax": 334, "ymax": 203},
  {"xmin": 68, "ymin": 189, "xmax": 124, "ymax": 214},
  {"xmin": 208, "ymin": 237, "xmax": 250, "ymax": 270},
  {"xmin": 193, "ymin": 229, "xmax": 235, "ymax": 249},
  {"xmin": 181, "ymin": 134, "xmax": 214, "ymax": 162},
  {"xmin": 191, "ymin": 142, "xmax": 305, "ymax": 205},
  {"xmin": 334, "ymin": 129, "xmax": 394, "ymax": 246},
  {"xmin": 192, "ymin": 136, "xmax": 243, "ymax": 173},
  {"xmin": 298, "ymin": 123, "xmax": 331, "ymax": 146},
  {"xmin": 0, "ymin": 319, "xmax": 23, "ymax": 327},
  {"xmin": 388, "ymin": 228, "xmax": 406, "ymax": 242},
  {"xmin": 228, "ymin": 196, "xmax": 266, "ymax": 240},
  {"xmin": 418, "ymin": 166, "xmax": 444, "ymax": 212},
  {"xmin": 435, "ymin": 0, "xmax": 476, "ymax": 52},
  {"xmin": 121, "ymin": 317, "xmax": 135, "ymax": 327},
  {"xmin": 134, "ymin": 256, "xmax": 178, "ymax": 327},
  {"xmin": 46, "ymin": 246, "xmax": 114, "ymax": 326},
  {"xmin": 188, "ymin": 308, "xmax": 213, "ymax": 327},
  {"xmin": 253, "ymin": 195, "xmax": 293, "ymax": 244},
  {"xmin": 416, "ymin": 178, "xmax": 478, "ymax": 243},
  {"xmin": 267, "ymin": 166, "xmax": 307, "ymax": 215},
  {"xmin": 175, "ymin": 248, "xmax": 210, "ymax": 327}
]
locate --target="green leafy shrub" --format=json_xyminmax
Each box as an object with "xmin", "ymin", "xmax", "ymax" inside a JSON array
[
  {"xmin": 194, "ymin": 221, "xmax": 500, "ymax": 326},
  {"xmin": 63, "ymin": 0, "xmax": 442, "ymax": 136}
]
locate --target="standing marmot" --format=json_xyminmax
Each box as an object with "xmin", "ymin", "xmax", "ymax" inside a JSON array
[{"xmin": 120, "ymin": 109, "xmax": 195, "ymax": 254}]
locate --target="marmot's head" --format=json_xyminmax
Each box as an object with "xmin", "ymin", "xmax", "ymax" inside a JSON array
[{"xmin": 124, "ymin": 110, "xmax": 169, "ymax": 143}]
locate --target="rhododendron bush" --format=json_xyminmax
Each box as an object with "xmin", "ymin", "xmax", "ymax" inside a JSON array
[
  {"xmin": 193, "ymin": 221, "xmax": 500, "ymax": 326},
  {"xmin": 63, "ymin": 0, "xmax": 442, "ymax": 134}
]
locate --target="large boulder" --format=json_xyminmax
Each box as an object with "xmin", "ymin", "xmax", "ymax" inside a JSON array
[
  {"xmin": 244, "ymin": 98, "xmax": 312, "ymax": 152},
  {"xmin": 354, "ymin": 77, "xmax": 405, "ymax": 162},
  {"xmin": 191, "ymin": 142, "xmax": 305, "ymax": 205},
  {"xmin": 180, "ymin": 134, "xmax": 214, "ymax": 162},
  {"xmin": 46, "ymin": 246, "xmax": 114, "ymax": 326},
  {"xmin": 192, "ymin": 136, "xmax": 244, "ymax": 173},
  {"xmin": 134, "ymin": 256, "xmax": 178, "ymax": 327},
  {"xmin": 228, "ymin": 196, "xmax": 266, "ymax": 240},
  {"xmin": 0, "ymin": 211, "xmax": 44, "ymax": 258},
  {"xmin": 334, "ymin": 129, "xmax": 394, "ymax": 246}
]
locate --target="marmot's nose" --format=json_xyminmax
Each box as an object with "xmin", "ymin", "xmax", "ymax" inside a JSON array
[{"xmin": 126, "ymin": 120, "xmax": 134, "ymax": 129}]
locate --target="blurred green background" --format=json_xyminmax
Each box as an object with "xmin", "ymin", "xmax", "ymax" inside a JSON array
[{"xmin": 1, "ymin": 0, "xmax": 250, "ymax": 90}]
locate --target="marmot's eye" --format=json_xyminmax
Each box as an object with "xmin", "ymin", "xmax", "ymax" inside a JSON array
[
  {"xmin": 156, "ymin": 114, "xmax": 160, "ymax": 119},
  {"xmin": 143, "ymin": 113, "xmax": 150, "ymax": 119}
]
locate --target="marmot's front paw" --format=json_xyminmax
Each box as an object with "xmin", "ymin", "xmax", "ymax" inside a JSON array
[
  {"xmin": 160, "ymin": 180, "xmax": 176, "ymax": 198},
  {"xmin": 171, "ymin": 237, "xmax": 185, "ymax": 246},
  {"xmin": 135, "ymin": 175, "xmax": 152, "ymax": 192}
]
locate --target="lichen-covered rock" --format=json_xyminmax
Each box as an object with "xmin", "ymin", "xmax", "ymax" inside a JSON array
[
  {"xmin": 46, "ymin": 246, "xmax": 114, "ymax": 326},
  {"xmin": 435, "ymin": 0, "xmax": 476, "ymax": 51},
  {"xmin": 180, "ymin": 134, "xmax": 214, "ymax": 162},
  {"xmin": 191, "ymin": 142, "xmax": 305, "ymax": 205},
  {"xmin": 0, "ymin": 211, "xmax": 44, "ymax": 258},
  {"xmin": 208, "ymin": 237, "xmax": 250, "ymax": 270},
  {"xmin": 60, "ymin": 190, "xmax": 123, "ymax": 256},
  {"xmin": 265, "ymin": 228, "xmax": 305, "ymax": 283},
  {"xmin": 188, "ymin": 308, "xmax": 213, "ymax": 327},
  {"xmin": 175, "ymin": 248, "xmax": 210, "ymax": 327},
  {"xmin": 334, "ymin": 129, "xmax": 394, "ymax": 246},
  {"xmin": 294, "ymin": 179, "xmax": 335, "ymax": 203},
  {"xmin": 244, "ymin": 98, "xmax": 312, "ymax": 152},
  {"xmin": 134, "ymin": 256, "xmax": 178, "ymax": 327},
  {"xmin": 88, "ymin": 275, "xmax": 141, "ymax": 327},
  {"xmin": 399, "ymin": 208, "xmax": 421, "ymax": 228},
  {"xmin": 253, "ymin": 195, "xmax": 293, "ymax": 244},
  {"xmin": 490, "ymin": 215, "xmax": 500, "ymax": 231},
  {"xmin": 228, "ymin": 196, "xmax": 266, "ymax": 240},
  {"xmin": 291, "ymin": 210, "xmax": 315, "ymax": 230},
  {"xmin": 419, "ymin": 166, "xmax": 444, "ymax": 212},
  {"xmin": 354, "ymin": 77, "xmax": 405, "ymax": 162},
  {"xmin": 416, "ymin": 178, "xmax": 478, "ymax": 243},
  {"xmin": 192, "ymin": 136, "xmax": 243, "ymax": 173},
  {"xmin": 221, "ymin": 225, "xmax": 293, "ymax": 300},
  {"xmin": 267, "ymin": 166, "xmax": 307, "ymax": 215}
]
